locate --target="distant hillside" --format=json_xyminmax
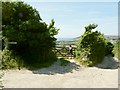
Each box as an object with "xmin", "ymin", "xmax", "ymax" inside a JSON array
[
  {"xmin": 74, "ymin": 35, "xmax": 119, "ymax": 43},
  {"xmin": 56, "ymin": 35, "xmax": 119, "ymax": 46},
  {"xmin": 105, "ymin": 35, "xmax": 119, "ymax": 39},
  {"xmin": 73, "ymin": 36, "xmax": 81, "ymax": 40}
]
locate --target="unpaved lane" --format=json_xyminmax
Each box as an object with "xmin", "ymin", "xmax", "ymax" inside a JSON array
[{"xmin": 2, "ymin": 59, "xmax": 118, "ymax": 88}]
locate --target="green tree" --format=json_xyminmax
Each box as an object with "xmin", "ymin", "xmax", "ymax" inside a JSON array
[
  {"xmin": 2, "ymin": 2, "xmax": 59, "ymax": 68},
  {"xmin": 76, "ymin": 24, "xmax": 114, "ymax": 66}
]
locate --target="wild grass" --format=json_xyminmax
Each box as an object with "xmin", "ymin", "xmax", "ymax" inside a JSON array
[
  {"xmin": 113, "ymin": 41, "xmax": 120, "ymax": 60},
  {"xmin": 59, "ymin": 58, "xmax": 70, "ymax": 66}
]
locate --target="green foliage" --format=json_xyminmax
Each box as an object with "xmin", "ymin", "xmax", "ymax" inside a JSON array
[
  {"xmin": 2, "ymin": 2, "xmax": 59, "ymax": 69},
  {"xmin": 59, "ymin": 58, "xmax": 70, "ymax": 66},
  {"xmin": 76, "ymin": 24, "xmax": 114, "ymax": 66},
  {"xmin": 1, "ymin": 48, "xmax": 24, "ymax": 69},
  {"xmin": 105, "ymin": 42, "xmax": 114, "ymax": 56},
  {"xmin": 113, "ymin": 41, "xmax": 120, "ymax": 60}
]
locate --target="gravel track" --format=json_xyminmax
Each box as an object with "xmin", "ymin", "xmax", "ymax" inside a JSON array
[{"xmin": 2, "ymin": 57, "xmax": 119, "ymax": 88}]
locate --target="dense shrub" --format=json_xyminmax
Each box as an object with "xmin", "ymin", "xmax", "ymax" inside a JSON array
[
  {"xmin": 1, "ymin": 2, "xmax": 59, "ymax": 69},
  {"xmin": 76, "ymin": 24, "xmax": 114, "ymax": 66}
]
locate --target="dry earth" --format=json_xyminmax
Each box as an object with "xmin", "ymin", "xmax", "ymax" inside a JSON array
[{"xmin": 1, "ymin": 56, "xmax": 119, "ymax": 88}]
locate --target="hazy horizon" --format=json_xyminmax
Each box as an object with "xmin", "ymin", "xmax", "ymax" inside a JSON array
[{"xmin": 56, "ymin": 34, "xmax": 119, "ymax": 39}]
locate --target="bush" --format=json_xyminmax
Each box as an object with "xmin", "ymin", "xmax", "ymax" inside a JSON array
[
  {"xmin": 76, "ymin": 24, "xmax": 114, "ymax": 66},
  {"xmin": 2, "ymin": 2, "xmax": 59, "ymax": 69}
]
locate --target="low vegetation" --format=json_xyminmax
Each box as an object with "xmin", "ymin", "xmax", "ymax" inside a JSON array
[
  {"xmin": 59, "ymin": 58, "xmax": 70, "ymax": 66},
  {"xmin": 0, "ymin": 69, "xmax": 4, "ymax": 89},
  {"xmin": 114, "ymin": 41, "xmax": 120, "ymax": 60}
]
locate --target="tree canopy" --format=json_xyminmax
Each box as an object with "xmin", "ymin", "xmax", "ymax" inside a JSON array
[
  {"xmin": 76, "ymin": 24, "xmax": 114, "ymax": 66},
  {"xmin": 2, "ymin": 1, "xmax": 59, "ymax": 68}
]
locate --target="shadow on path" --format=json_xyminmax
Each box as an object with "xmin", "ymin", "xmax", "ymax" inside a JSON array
[
  {"xmin": 95, "ymin": 56, "xmax": 119, "ymax": 69},
  {"xmin": 32, "ymin": 59, "xmax": 81, "ymax": 75}
]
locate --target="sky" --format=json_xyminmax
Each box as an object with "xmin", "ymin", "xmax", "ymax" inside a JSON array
[{"xmin": 22, "ymin": 1, "xmax": 118, "ymax": 38}]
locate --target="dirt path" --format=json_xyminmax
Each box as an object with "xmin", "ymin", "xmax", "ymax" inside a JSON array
[{"xmin": 2, "ymin": 58, "xmax": 119, "ymax": 88}]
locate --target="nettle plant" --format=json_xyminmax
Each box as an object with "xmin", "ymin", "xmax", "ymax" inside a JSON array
[{"xmin": 76, "ymin": 24, "xmax": 114, "ymax": 66}]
